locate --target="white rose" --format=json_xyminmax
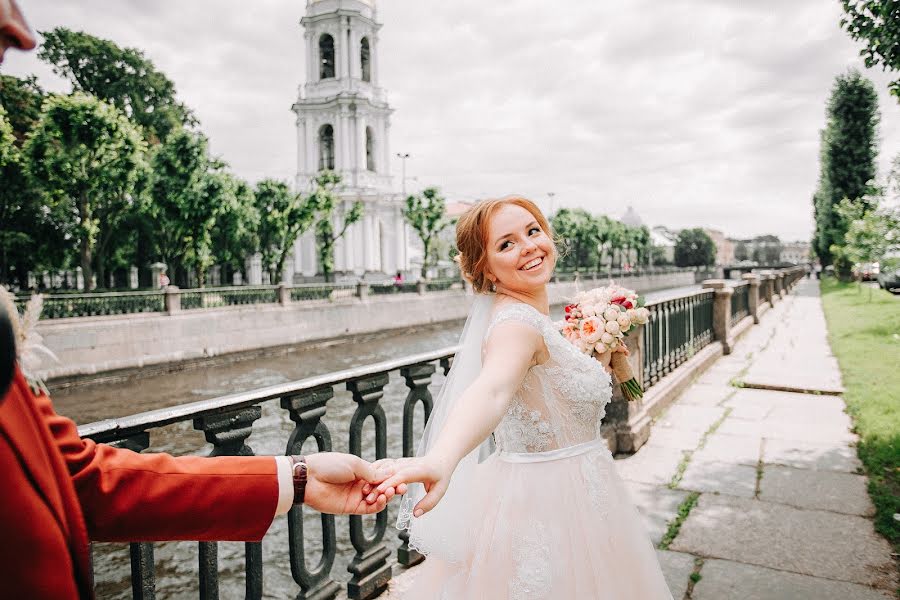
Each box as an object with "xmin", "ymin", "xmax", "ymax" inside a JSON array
[
  {"xmin": 600, "ymin": 332, "xmax": 615, "ymax": 345},
  {"xmin": 626, "ymin": 308, "xmax": 636, "ymax": 320},
  {"xmin": 635, "ymin": 307, "xmax": 650, "ymax": 324},
  {"xmin": 604, "ymin": 320, "xmax": 620, "ymax": 334},
  {"xmin": 617, "ymin": 313, "xmax": 632, "ymax": 329},
  {"xmin": 603, "ymin": 307, "xmax": 619, "ymax": 322},
  {"xmin": 582, "ymin": 305, "xmax": 596, "ymax": 317}
]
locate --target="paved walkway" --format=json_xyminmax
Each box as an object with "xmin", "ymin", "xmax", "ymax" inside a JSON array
[
  {"xmin": 382, "ymin": 278, "xmax": 897, "ymax": 599},
  {"xmin": 617, "ymin": 278, "xmax": 897, "ymax": 599}
]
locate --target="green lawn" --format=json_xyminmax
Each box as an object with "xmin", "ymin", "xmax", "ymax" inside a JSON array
[{"xmin": 820, "ymin": 278, "xmax": 899, "ymax": 555}]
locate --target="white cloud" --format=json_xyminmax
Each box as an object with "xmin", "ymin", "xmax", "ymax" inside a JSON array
[{"xmin": 2, "ymin": 0, "xmax": 898, "ymax": 241}]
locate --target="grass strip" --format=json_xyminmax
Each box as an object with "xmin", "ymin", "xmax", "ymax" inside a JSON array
[
  {"xmin": 819, "ymin": 278, "xmax": 899, "ymax": 555},
  {"xmin": 669, "ymin": 407, "xmax": 733, "ymax": 489},
  {"xmin": 685, "ymin": 557, "xmax": 705, "ymax": 599},
  {"xmin": 658, "ymin": 491, "xmax": 700, "ymax": 550}
]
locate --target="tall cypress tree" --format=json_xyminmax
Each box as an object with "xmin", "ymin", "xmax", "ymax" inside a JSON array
[{"xmin": 813, "ymin": 70, "xmax": 879, "ymax": 270}]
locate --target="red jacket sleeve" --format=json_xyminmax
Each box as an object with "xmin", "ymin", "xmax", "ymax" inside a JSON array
[{"xmin": 36, "ymin": 389, "xmax": 280, "ymax": 543}]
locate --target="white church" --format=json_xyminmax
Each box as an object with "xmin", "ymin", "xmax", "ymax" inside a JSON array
[{"xmin": 289, "ymin": 0, "xmax": 413, "ymax": 282}]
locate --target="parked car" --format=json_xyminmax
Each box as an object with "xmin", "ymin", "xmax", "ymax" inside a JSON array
[{"xmin": 877, "ymin": 252, "xmax": 900, "ymax": 293}]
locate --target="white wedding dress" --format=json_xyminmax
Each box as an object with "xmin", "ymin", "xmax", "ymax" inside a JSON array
[{"xmin": 400, "ymin": 301, "xmax": 673, "ymax": 599}]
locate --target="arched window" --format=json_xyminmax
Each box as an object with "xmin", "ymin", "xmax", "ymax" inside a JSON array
[
  {"xmin": 319, "ymin": 124, "xmax": 334, "ymax": 171},
  {"xmin": 319, "ymin": 34, "xmax": 335, "ymax": 79},
  {"xmin": 365, "ymin": 126, "xmax": 375, "ymax": 171},
  {"xmin": 360, "ymin": 37, "xmax": 371, "ymax": 82}
]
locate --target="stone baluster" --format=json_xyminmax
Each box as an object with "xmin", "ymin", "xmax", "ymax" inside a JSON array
[
  {"xmin": 702, "ymin": 279, "xmax": 734, "ymax": 355},
  {"xmin": 278, "ymin": 283, "xmax": 291, "ymax": 305},
  {"xmin": 356, "ymin": 280, "xmax": 370, "ymax": 303},
  {"xmin": 346, "ymin": 374, "xmax": 392, "ymax": 599},
  {"xmin": 282, "ymin": 387, "xmax": 342, "ymax": 600},
  {"xmin": 762, "ymin": 273, "xmax": 775, "ymax": 306},
  {"xmin": 776, "ymin": 272, "xmax": 786, "ymax": 298},
  {"xmin": 193, "ymin": 406, "xmax": 264, "ymax": 600},
  {"xmin": 416, "ymin": 280, "xmax": 427, "ymax": 295}
]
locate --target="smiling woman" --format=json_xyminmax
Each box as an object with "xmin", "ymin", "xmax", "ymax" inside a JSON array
[{"xmin": 455, "ymin": 196, "xmax": 557, "ymax": 294}]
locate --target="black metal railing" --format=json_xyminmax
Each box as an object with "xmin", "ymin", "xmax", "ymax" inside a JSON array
[
  {"xmin": 25, "ymin": 290, "xmax": 166, "ymax": 319},
  {"xmin": 180, "ymin": 286, "xmax": 280, "ymax": 310},
  {"xmin": 80, "ymin": 346, "xmax": 457, "ymax": 600},
  {"xmin": 642, "ymin": 290, "xmax": 715, "ymax": 388},
  {"xmin": 730, "ymin": 282, "xmax": 750, "ymax": 327},
  {"xmin": 369, "ymin": 282, "xmax": 419, "ymax": 295}
]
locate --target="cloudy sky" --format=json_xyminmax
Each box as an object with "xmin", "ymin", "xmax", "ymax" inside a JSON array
[{"xmin": 4, "ymin": 0, "xmax": 899, "ymax": 241}]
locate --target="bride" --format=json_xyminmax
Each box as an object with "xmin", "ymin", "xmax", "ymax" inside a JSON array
[{"xmin": 373, "ymin": 196, "xmax": 673, "ymax": 599}]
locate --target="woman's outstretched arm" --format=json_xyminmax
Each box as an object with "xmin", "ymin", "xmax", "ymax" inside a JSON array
[{"xmin": 373, "ymin": 319, "xmax": 544, "ymax": 516}]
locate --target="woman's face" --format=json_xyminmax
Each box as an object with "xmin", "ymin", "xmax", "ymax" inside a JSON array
[{"xmin": 484, "ymin": 204, "xmax": 556, "ymax": 293}]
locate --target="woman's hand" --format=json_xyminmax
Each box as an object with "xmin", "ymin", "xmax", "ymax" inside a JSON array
[
  {"xmin": 594, "ymin": 344, "xmax": 628, "ymax": 375},
  {"xmin": 368, "ymin": 455, "xmax": 454, "ymax": 517},
  {"xmin": 304, "ymin": 452, "xmax": 407, "ymax": 515}
]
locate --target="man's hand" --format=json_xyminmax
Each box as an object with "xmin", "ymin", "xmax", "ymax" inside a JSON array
[
  {"xmin": 303, "ymin": 453, "xmax": 407, "ymax": 515},
  {"xmin": 368, "ymin": 455, "xmax": 453, "ymax": 518}
]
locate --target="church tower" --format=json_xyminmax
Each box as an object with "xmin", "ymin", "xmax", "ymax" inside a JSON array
[{"xmin": 292, "ymin": 0, "xmax": 409, "ymax": 280}]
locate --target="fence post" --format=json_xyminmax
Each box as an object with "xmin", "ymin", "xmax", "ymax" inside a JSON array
[
  {"xmin": 356, "ymin": 281, "xmax": 370, "ymax": 303},
  {"xmin": 741, "ymin": 273, "xmax": 761, "ymax": 324},
  {"xmin": 702, "ymin": 279, "xmax": 734, "ymax": 355},
  {"xmin": 164, "ymin": 285, "xmax": 181, "ymax": 315},
  {"xmin": 416, "ymin": 280, "xmax": 427, "ymax": 295},
  {"xmin": 776, "ymin": 272, "xmax": 786, "ymax": 298},
  {"xmin": 277, "ymin": 283, "xmax": 290, "ymax": 306}
]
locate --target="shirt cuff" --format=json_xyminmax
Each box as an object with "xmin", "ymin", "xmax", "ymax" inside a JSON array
[{"xmin": 274, "ymin": 456, "xmax": 294, "ymax": 516}]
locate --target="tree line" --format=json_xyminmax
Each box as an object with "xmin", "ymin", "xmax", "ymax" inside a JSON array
[
  {"xmin": 0, "ymin": 28, "xmax": 366, "ymax": 290},
  {"xmin": 812, "ymin": 2, "xmax": 900, "ymax": 280}
]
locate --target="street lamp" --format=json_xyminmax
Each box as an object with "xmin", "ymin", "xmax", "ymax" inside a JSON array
[
  {"xmin": 397, "ymin": 152, "xmax": 411, "ymax": 196},
  {"xmin": 547, "ymin": 192, "xmax": 556, "ymax": 216}
]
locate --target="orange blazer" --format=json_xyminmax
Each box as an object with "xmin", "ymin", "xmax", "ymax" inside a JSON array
[{"xmin": 0, "ymin": 367, "xmax": 280, "ymax": 600}]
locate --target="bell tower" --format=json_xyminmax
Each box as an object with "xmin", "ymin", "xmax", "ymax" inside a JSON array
[{"xmin": 293, "ymin": 0, "xmax": 393, "ymax": 192}]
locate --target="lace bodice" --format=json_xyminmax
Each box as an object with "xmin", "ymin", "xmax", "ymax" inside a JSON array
[{"xmin": 485, "ymin": 302, "xmax": 612, "ymax": 453}]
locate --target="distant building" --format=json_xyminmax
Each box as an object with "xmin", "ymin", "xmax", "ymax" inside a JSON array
[
  {"xmin": 703, "ymin": 228, "xmax": 735, "ymax": 266},
  {"xmin": 780, "ymin": 241, "xmax": 811, "ymax": 265},
  {"xmin": 651, "ymin": 226, "xmax": 677, "ymax": 264},
  {"xmin": 620, "ymin": 206, "xmax": 645, "ymax": 229}
]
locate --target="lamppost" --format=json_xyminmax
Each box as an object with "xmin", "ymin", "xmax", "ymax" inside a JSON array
[
  {"xmin": 547, "ymin": 191, "xmax": 556, "ymax": 216},
  {"xmin": 397, "ymin": 152, "xmax": 411, "ymax": 196}
]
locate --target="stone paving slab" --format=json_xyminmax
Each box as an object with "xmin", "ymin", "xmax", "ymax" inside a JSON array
[
  {"xmin": 677, "ymin": 457, "xmax": 758, "ymax": 497},
  {"xmin": 657, "ymin": 550, "xmax": 695, "ymax": 600},
  {"xmin": 644, "ymin": 426, "xmax": 706, "ymax": 451},
  {"xmin": 717, "ymin": 413, "xmax": 857, "ymax": 444},
  {"xmin": 624, "ymin": 481, "xmax": 690, "ymax": 545},
  {"xmin": 655, "ymin": 404, "xmax": 727, "ymax": 433},
  {"xmin": 759, "ymin": 465, "xmax": 874, "ymax": 516},
  {"xmin": 615, "ymin": 444, "xmax": 684, "ymax": 486},
  {"xmin": 670, "ymin": 494, "xmax": 897, "ymax": 589},
  {"xmin": 692, "ymin": 558, "xmax": 894, "ymax": 600},
  {"xmin": 694, "ymin": 368, "xmax": 740, "ymax": 387},
  {"xmin": 674, "ymin": 382, "xmax": 734, "ymax": 407},
  {"xmin": 693, "ymin": 432, "xmax": 762, "ymax": 467},
  {"xmin": 763, "ymin": 437, "xmax": 862, "ymax": 473}
]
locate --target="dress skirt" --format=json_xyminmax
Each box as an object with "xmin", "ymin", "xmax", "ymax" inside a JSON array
[{"xmin": 402, "ymin": 439, "xmax": 674, "ymax": 600}]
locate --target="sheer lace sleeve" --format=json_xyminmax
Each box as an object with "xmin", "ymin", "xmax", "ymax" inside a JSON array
[{"xmin": 483, "ymin": 303, "xmax": 548, "ymax": 344}]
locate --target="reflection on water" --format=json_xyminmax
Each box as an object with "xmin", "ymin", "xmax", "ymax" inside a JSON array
[{"xmin": 58, "ymin": 286, "xmax": 697, "ymax": 599}]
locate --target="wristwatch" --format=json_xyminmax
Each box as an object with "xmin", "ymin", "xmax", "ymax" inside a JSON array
[{"xmin": 289, "ymin": 455, "xmax": 308, "ymax": 505}]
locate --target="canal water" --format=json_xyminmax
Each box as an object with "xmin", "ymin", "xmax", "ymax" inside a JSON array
[{"xmin": 54, "ymin": 285, "xmax": 699, "ymax": 599}]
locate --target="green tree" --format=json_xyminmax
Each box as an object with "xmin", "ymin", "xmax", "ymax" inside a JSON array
[
  {"xmin": 254, "ymin": 179, "xmax": 319, "ymax": 284},
  {"xmin": 813, "ymin": 70, "xmax": 880, "ymax": 271},
  {"xmin": 403, "ymin": 187, "xmax": 451, "ymax": 279},
  {"xmin": 833, "ymin": 195, "xmax": 900, "ymax": 294},
  {"xmin": 550, "ymin": 208, "xmax": 600, "ymax": 271},
  {"xmin": 674, "ymin": 228, "xmax": 716, "ymax": 267},
  {"xmin": 312, "ymin": 172, "xmax": 363, "ymax": 282},
  {"xmin": 734, "ymin": 240, "xmax": 750, "ymax": 262},
  {"xmin": 840, "ymin": 0, "xmax": 900, "ymax": 101},
  {"xmin": 0, "ymin": 75, "xmax": 45, "ymax": 146},
  {"xmin": 24, "ymin": 93, "xmax": 145, "ymax": 290},
  {"xmin": 38, "ymin": 28, "xmax": 195, "ymax": 143},
  {"xmin": 146, "ymin": 128, "xmax": 223, "ymax": 287},
  {"xmin": 632, "ymin": 226, "xmax": 652, "ymax": 267},
  {"xmin": 213, "ymin": 177, "xmax": 258, "ymax": 284}
]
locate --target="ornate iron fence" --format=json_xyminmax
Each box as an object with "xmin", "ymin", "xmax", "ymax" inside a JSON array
[
  {"xmin": 642, "ymin": 290, "xmax": 715, "ymax": 388},
  {"xmin": 79, "ymin": 346, "xmax": 457, "ymax": 600},
  {"xmin": 424, "ymin": 278, "xmax": 463, "ymax": 292},
  {"xmin": 730, "ymin": 282, "xmax": 750, "ymax": 327},
  {"xmin": 290, "ymin": 283, "xmax": 357, "ymax": 301},
  {"xmin": 23, "ymin": 291, "xmax": 166, "ymax": 319},
  {"xmin": 180, "ymin": 286, "xmax": 280, "ymax": 310},
  {"xmin": 369, "ymin": 282, "xmax": 419, "ymax": 295}
]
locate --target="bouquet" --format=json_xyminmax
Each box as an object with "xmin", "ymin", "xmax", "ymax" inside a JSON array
[{"xmin": 559, "ymin": 284, "xmax": 650, "ymax": 401}]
